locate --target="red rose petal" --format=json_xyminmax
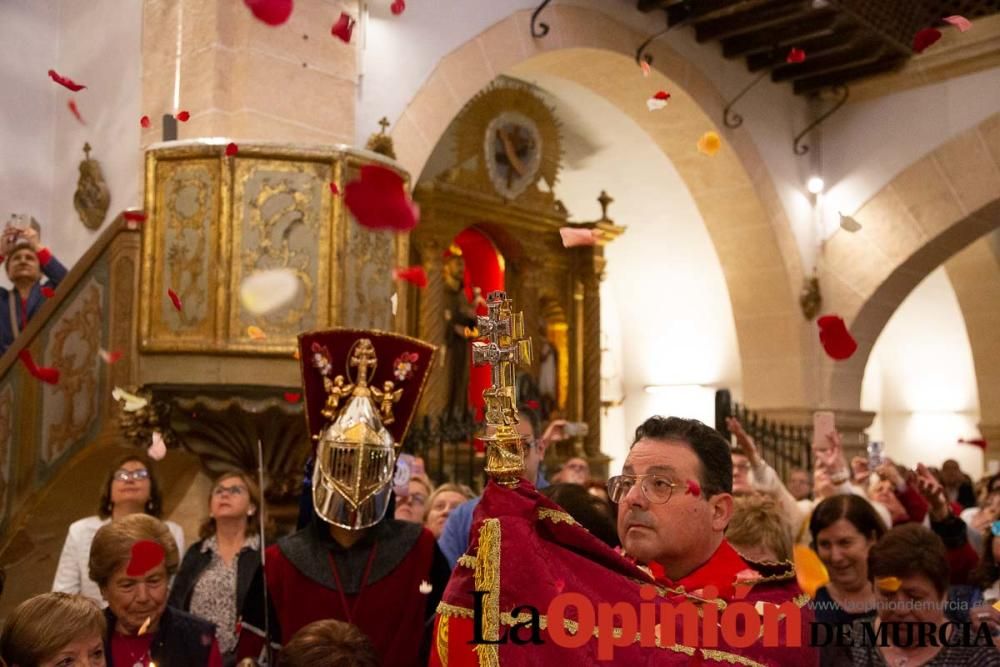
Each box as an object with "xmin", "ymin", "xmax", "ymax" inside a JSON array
[
  {"xmin": 653, "ymin": 90, "xmax": 670, "ymax": 100},
  {"xmin": 817, "ymin": 314, "xmax": 858, "ymax": 361},
  {"xmin": 284, "ymin": 392, "xmax": 301, "ymax": 403},
  {"xmin": 329, "ymin": 182, "xmax": 340, "ymax": 196},
  {"xmin": 244, "ymin": 0, "xmax": 294, "ymax": 26},
  {"xmin": 41, "ymin": 286, "xmax": 55, "ymax": 298},
  {"xmin": 343, "ymin": 165, "xmax": 419, "ymax": 232},
  {"xmin": 67, "ymin": 99, "xmax": 85, "ymax": 124},
  {"xmin": 943, "ymin": 15, "xmax": 972, "ymax": 33},
  {"xmin": 392, "ymin": 266, "xmax": 428, "ymax": 288},
  {"xmin": 48, "ymin": 69, "xmax": 86, "ymax": 92},
  {"xmin": 390, "ymin": 0, "xmax": 405, "ymax": 15},
  {"xmin": 126, "ymin": 540, "xmax": 165, "ymax": 577},
  {"xmin": 225, "ymin": 142, "xmax": 239, "ymax": 157},
  {"xmin": 786, "ymin": 47, "xmax": 806, "ymax": 63},
  {"xmin": 167, "ymin": 288, "xmax": 183, "ymax": 312},
  {"xmin": 913, "ymin": 27, "xmax": 942, "ymax": 54},
  {"xmin": 525, "ymin": 400, "xmax": 540, "ymax": 411},
  {"xmin": 331, "ymin": 12, "xmax": 356, "ymax": 43},
  {"xmin": 175, "ymin": 110, "xmax": 190, "ymax": 122},
  {"xmin": 140, "ymin": 115, "xmax": 151, "ymax": 129},
  {"xmin": 686, "ymin": 479, "xmax": 701, "ymax": 497},
  {"xmin": 123, "ymin": 211, "xmax": 147, "ymax": 223},
  {"xmin": 100, "ymin": 349, "xmax": 124, "ymax": 365},
  {"xmin": 18, "ymin": 350, "xmax": 60, "ymax": 385}
]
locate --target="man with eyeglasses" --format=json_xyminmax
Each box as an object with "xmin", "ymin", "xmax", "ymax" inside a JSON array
[{"xmin": 608, "ymin": 416, "xmax": 817, "ymax": 662}]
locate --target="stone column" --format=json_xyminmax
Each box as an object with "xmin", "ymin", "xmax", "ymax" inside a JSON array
[{"xmin": 981, "ymin": 423, "xmax": 1000, "ymax": 474}]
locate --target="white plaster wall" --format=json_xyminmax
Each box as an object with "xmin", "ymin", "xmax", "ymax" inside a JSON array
[
  {"xmin": 0, "ymin": 0, "xmax": 142, "ymax": 286},
  {"xmin": 861, "ymin": 268, "xmax": 983, "ymax": 477}
]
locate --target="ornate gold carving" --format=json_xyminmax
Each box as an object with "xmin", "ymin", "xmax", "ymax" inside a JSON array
[
  {"xmin": 43, "ymin": 283, "xmax": 103, "ymax": 463},
  {"xmin": 800, "ymin": 274, "xmax": 822, "ymax": 321},
  {"xmin": 366, "ymin": 117, "xmax": 397, "ymax": 159},
  {"xmin": 73, "ymin": 143, "xmax": 111, "ymax": 230}
]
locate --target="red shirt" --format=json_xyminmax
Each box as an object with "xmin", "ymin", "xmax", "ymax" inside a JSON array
[{"xmin": 110, "ymin": 631, "xmax": 223, "ymax": 667}]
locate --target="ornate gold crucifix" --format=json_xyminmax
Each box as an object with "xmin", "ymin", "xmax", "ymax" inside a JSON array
[{"xmin": 472, "ymin": 291, "xmax": 533, "ymax": 487}]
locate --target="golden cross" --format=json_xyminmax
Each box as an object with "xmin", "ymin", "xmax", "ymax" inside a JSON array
[
  {"xmin": 378, "ymin": 117, "xmax": 390, "ymax": 135},
  {"xmin": 349, "ymin": 339, "xmax": 378, "ymax": 388}
]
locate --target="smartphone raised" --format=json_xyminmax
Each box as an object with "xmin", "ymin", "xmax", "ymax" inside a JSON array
[{"xmin": 812, "ymin": 411, "xmax": 836, "ymax": 450}]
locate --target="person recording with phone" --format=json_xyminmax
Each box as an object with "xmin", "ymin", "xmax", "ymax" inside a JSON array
[{"xmin": 0, "ymin": 218, "xmax": 68, "ymax": 355}]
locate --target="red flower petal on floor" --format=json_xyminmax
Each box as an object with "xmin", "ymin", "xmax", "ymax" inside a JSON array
[
  {"xmin": 123, "ymin": 211, "xmax": 147, "ymax": 223},
  {"xmin": 913, "ymin": 27, "xmax": 942, "ymax": 53},
  {"xmin": 943, "ymin": 15, "xmax": 972, "ymax": 33},
  {"xmin": 18, "ymin": 350, "xmax": 60, "ymax": 385},
  {"xmin": 344, "ymin": 165, "xmax": 419, "ymax": 231},
  {"xmin": 244, "ymin": 0, "xmax": 294, "ymax": 26},
  {"xmin": 686, "ymin": 479, "xmax": 701, "ymax": 497},
  {"xmin": 331, "ymin": 12, "xmax": 356, "ymax": 43},
  {"xmin": 68, "ymin": 99, "xmax": 85, "ymax": 124},
  {"xmin": 126, "ymin": 540, "xmax": 165, "ymax": 577},
  {"xmin": 41, "ymin": 286, "xmax": 55, "ymax": 298},
  {"xmin": 330, "ymin": 182, "xmax": 340, "ymax": 195},
  {"xmin": 225, "ymin": 142, "xmax": 239, "ymax": 157},
  {"xmin": 175, "ymin": 110, "xmax": 190, "ymax": 122},
  {"xmin": 167, "ymin": 288, "xmax": 183, "ymax": 311},
  {"xmin": 392, "ymin": 266, "xmax": 428, "ymax": 288},
  {"xmin": 48, "ymin": 69, "xmax": 86, "ymax": 91},
  {"xmin": 390, "ymin": 0, "xmax": 405, "ymax": 15},
  {"xmin": 786, "ymin": 47, "xmax": 806, "ymax": 63},
  {"xmin": 140, "ymin": 115, "xmax": 151, "ymax": 128},
  {"xmin": 284, "ymin": 392, "xmax": 301, "ymax": 403},
  {"xmin": 817, "ymin": 314, "xmax": 857, "ymax": 360}
]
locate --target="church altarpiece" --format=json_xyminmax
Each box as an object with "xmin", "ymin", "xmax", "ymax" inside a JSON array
[{"xmin": 407, "ymin": 82, "xmax": 622, "ymax": 479}]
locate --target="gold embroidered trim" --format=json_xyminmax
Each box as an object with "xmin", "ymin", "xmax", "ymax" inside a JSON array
[
  {"xmin": 457, "ymin": 554, "xmax": 478, "ymax": 569},
  {"xmin": 793, "ymin": 593, "xmax": 811, "ymax": 608},
  {"xmin": 437, "ymin": 614, "xmax": 449, "ymax": 666},
  {"xmin": 437, "ymin": 601, "xmax": 475, "ymax": 619},
  {"xmin": 537, "ymin": 508, "xmax": 578, "ymax": 525},
  {"xmin": 473, "ymin": 518, "xmax": 501, "ymax": 667}
]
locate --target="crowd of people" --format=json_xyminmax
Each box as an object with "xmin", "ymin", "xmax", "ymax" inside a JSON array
[{"xmin": 1, "ymin": 330, "xmax": 999, "ymax": 665}]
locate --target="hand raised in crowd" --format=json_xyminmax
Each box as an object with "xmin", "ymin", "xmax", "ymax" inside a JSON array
[
  {"xmin": 725, "ymin": 417, "xmax": 762, "ymax": 468},
  {"xmin": 541, "ymin": 419, "xmax": 568, "ymax": 446},
  {"xmin": 851, "ymin": 456, "xmax": 870, "ymax": 486},
  {"xmin": 814, "ymin": 431, "xmax": 848, "ymax": 479},
  {"xmin": 914, "ymin": 463, "xmax": 950, "ymax": 521},
  {"xmin": 813, "ymin": 468, "xmax": 836, "ymax": 500},
  {"xmin": 20, "ymin": 226, "xmax": 40, "ymax": 250},
  {"xmin": 875, "ymin": 458, "xmax": 903, "ymax": 488}
]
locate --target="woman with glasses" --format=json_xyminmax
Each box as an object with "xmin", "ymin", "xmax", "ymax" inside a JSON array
[
  {"xmin": 169, "ymin": 471, "xmax": 263, "ymax": 666},
  {"xmin": 53, "ymin": 454, "xmax": 184, "ymax": 605}
]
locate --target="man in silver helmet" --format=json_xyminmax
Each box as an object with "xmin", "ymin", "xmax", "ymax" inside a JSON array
[{"xmin": 236, "ymin": 330, "xmax": 450, "ymax": 667}]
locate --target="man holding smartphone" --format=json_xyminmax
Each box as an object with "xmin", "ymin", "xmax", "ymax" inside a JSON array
[{"xmin": 0, "ymin": 218, "xmax": 68, "ymax": 355}]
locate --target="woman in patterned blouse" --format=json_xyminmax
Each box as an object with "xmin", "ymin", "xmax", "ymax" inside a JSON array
[{"xmin": 168, "ymin": 471, "xmax": 263, "ymax": 667}]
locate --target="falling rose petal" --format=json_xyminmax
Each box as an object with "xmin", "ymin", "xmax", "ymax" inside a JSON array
[
  {"xmin": 329, "ymin": 182, "xmax": 340, "ymax": 196},
  {"xmin": 147, "ymin": 431, "xmax": 167, "ymax": 461},
  {"xmin": 247, "ymin": 325, "xmax": 267, "ymax": 340},
  {"xmin": 943, "ymin": 15, "xmax": 972, "ymax": 32},
  {"xmin": 292, "ymin": 348, "xmax": 301, "ymax": 360},
  {"xmin": 18, "ymin": 350, "xmax": 60, "ymax": 385},
  {"xmin": 239, "ymin": 268, "xmax": 299, "ymax": 315},
  {"xmin": 640, "ymin": 60, "xmax": 650, "ymax": 77},
  {"xmin": 793, "ymin": 544, "xmax": 829, "ymax": 597},
  {"xmin": 786, "ymin": 47, "xmax": 806, "ymax": 64},
  {"xmin": 331, "ymin": 12, "xmax": 356, "ymax": 43},
  {"xmin": 839, "ymin": 212, "xmax": 862, "ymax": 233},
  {"xmin": 48, "ymin": 69, "xmax": 86, "ymax": 91},
  {"xmin": 140, "ymin": 115, "xmax": 151, "ymax": 129},
  {"xmin": 167, "ymin": 288, "xmax": 183, "ymax": 312},
  {"xmin": 68, "ymin": 99, "xmax": 85, "ymax": 124},
  {"xmin": 817, "ymin": 314, "xmax": 857, "ymax": 360},
  {"xmin": 959, "ymin": 437, "xmax": 988, "ymax": 449},
  {"xmin": 126, "ymin": 540, "xmax": 165, "ymax": 577},
  {"xmin": 137, "ymin": 617, "xmax": 152, "ymax": 636},
  {"xmin": 244, "ymin": 0, "xmax": 294, "ymax": 26},
  {"xmin": 697, "ymin": 131, "xmax": 722, "ymax": 156},
  {"xmin": 112, "ymin": 387, "xmax": 148, "ymax": 412},
  {"xmin": 41, "ymin": 286, "xmax": 56, "ymax": 298},
  {"xmin": 913, "ymin": 27, "xmax": 942, "ymax": 54},
  {"xmin": 559, "ymin": 227, "xmax": 599, "ymax": 248},
  {"xmin": 175, "ymin": 110, "xmax": 190, "ymax": 122},
  {"xmin": 344, "ymin": 165, "xmax": 419, "ymax": 231},
  {"xmin": 686, "ymin": 480, "xmax": 701, "ymax": 497},
  {"xmin": 99, "ymin": 349, "xmax": 124, "ymax": 365},
  {"xmin": 418, "ymin": 579, "xmax": 432, "ymax": 594},
  {"xmin": 875, "ymin": 576, "xmax": 902, "ymax": 593},
  {"xmin": 283, "ymin": 392, "xmax": 301, "ymax": 403},
  {"xmin": 646, "ymin": 90, "xmax": 670, "ymax": 111},
  {"xmin": 123, "ymin": 211, "xmax": 147, "ymax": 223},
  {"xmin": 225, "ymin": 142, "xmax": 239, "ymax": 157},
  {"xmin": 392, "ymin": 266, "xmax": 428, "ymax": 288},
  {"xmin": 390, "ymin": 0, "xmax": 406, "ymax": 15}
]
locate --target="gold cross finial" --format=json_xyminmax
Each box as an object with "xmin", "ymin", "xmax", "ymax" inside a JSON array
[
  {"xmin": 83, "ymin": 142, "xmax": 92, "ymax": 160},
  {"xmin": 378, "ymin": 117, "xmax": 390, "ymax": 134},
  {"xmin": 349, "ymin": 339, "xmax": 378, "ymax": 388}
]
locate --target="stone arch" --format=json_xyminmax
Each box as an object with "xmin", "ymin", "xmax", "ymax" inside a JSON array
[
  {"xmin": 822, "ymin": 114, "xmax": 1000, "ymax": 421},
  {"xmin": 390, "ymin": 6, "xmax": 808, "ymax": 409}
]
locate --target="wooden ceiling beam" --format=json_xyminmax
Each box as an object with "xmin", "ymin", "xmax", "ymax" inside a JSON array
[
  {"xmin": 793, "ymin": 56, "xmax": 907, "ymax": 94},
  {"xmin": 695, "ymin": 1, "xmax": 812, "ymax": 43},
  {"xmin": 721, "ymin": 11, "xmax": 838, "ymax": 58}
]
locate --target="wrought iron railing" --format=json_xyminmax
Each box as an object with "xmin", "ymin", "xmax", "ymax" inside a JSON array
[{"xmin": 714, "ymin": 389, "xmax": 812, "ymax": 484}]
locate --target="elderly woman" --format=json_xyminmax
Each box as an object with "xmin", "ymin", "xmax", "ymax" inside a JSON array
[
  {"xmin": 826, "ymin": 523, "xmax": 1000, "ymax": 666},
  {"xmin": 394, "ymin": 474, "xmax": 433, "ymax": 524},
  {"xmin": 423, "ymin": 483, "xmax": 475, "ymax": 539},
  {"xmin": 169, "ymin": 471, "xmax": 263, "ymax": 664},
  {"xmin": 90, "ymin": 513, "xmax": 223, "ymax": 667},
  {"xmin": 53, "ymin": 454, "xmax": 184, "ymax": 604},
  {"xmin": 1, "ymin": 592, "xmax": 106, "ymax": 666},
  {"xmin": 0, "ymin": 221, "xmax": 68, "ymax": 356}
]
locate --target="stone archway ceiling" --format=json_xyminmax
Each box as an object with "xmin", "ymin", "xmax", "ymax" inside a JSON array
[{"xmin": 636, "ymin": 0, "xmax": 1000, "ymax": 94}]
